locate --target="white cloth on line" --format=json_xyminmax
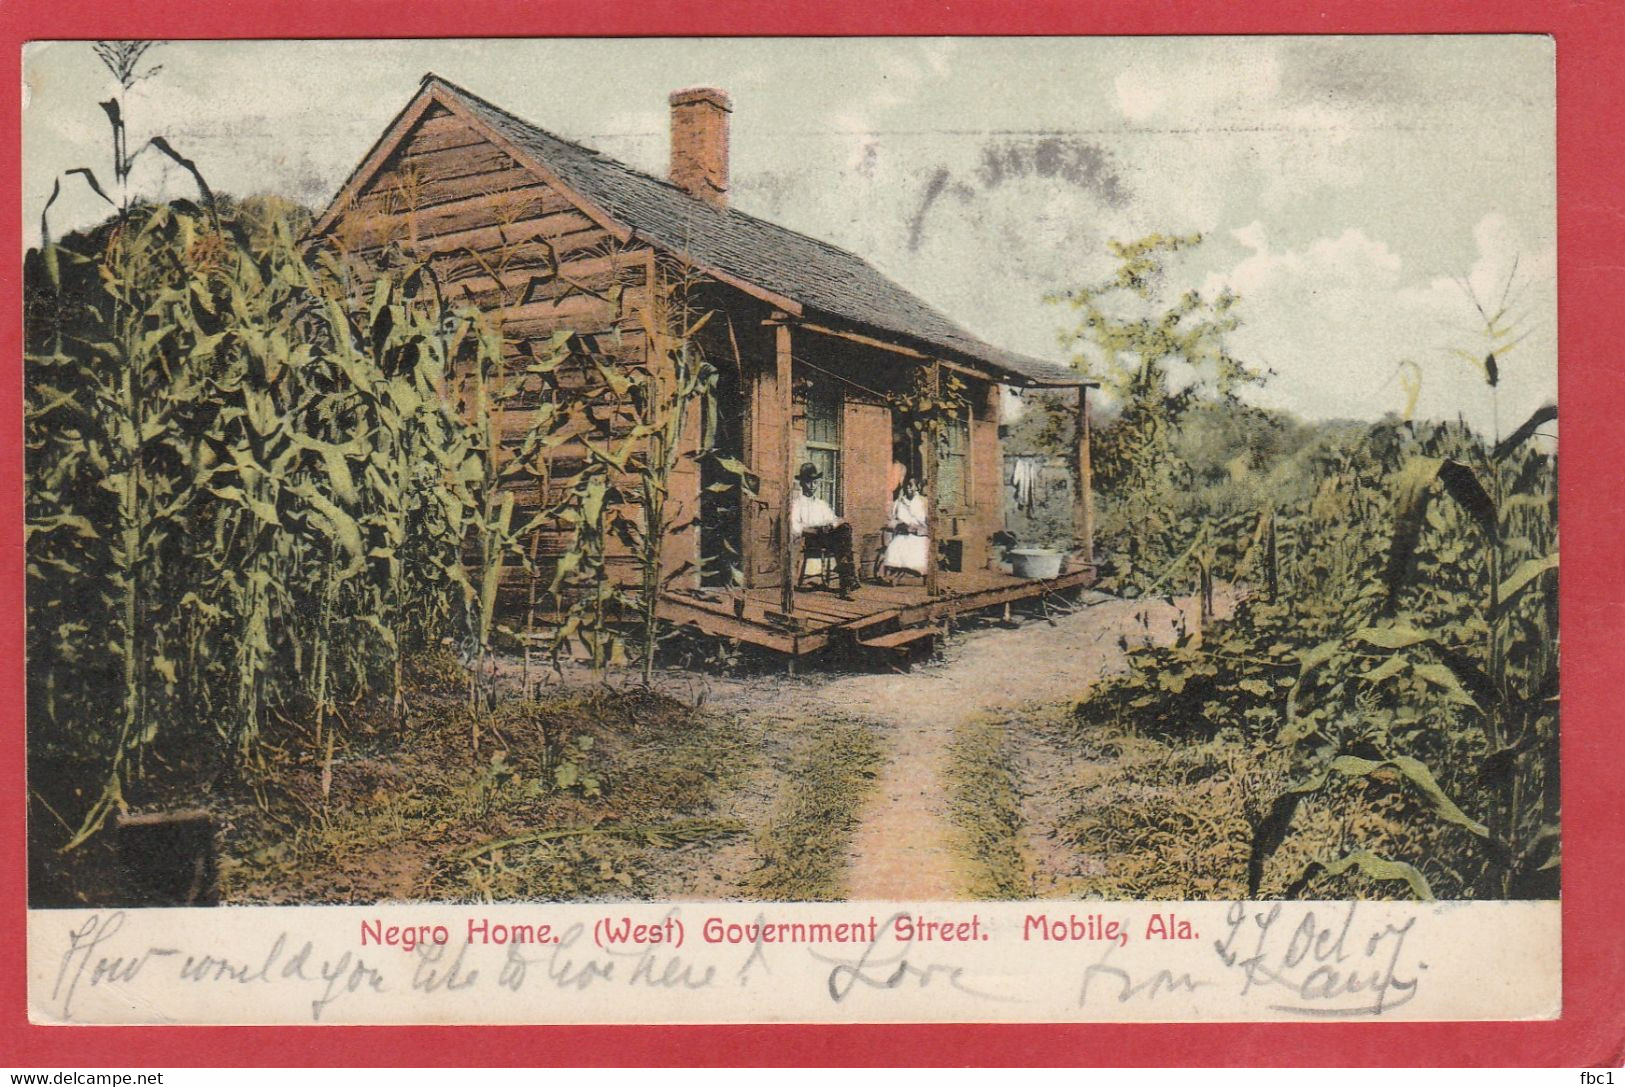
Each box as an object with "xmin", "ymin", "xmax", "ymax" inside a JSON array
[{"xmin": 1011, "ymin": 455, "xmax": 1043, "ymax": 513}]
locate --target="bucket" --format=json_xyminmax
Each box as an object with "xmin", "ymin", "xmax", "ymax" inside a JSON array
[{"xmin": 1009, "ymin": 547, "xmax": 1063, "ymax": 580}]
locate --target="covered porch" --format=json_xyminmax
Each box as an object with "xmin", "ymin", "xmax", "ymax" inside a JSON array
[
  {"xmin": 669, "ymin": 293, "xmax": 1102, "ymax": 669},
  {"xmin": 658, "ymin": 558, "xmax": 1098, "ymax": 667}
]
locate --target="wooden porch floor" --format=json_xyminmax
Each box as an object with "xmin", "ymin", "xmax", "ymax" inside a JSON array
[{"xmin": 657, "ymin": 561, "xmax": 1097, "ymax": 660}]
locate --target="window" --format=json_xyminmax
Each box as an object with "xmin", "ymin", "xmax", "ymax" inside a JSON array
[
  {"xmin": 804, "ymin": 381, "xmax": 843, "ymax": 513},
  {"xmin": 936, "ymin": 408, "xmax": 970, "ymax": 512}
]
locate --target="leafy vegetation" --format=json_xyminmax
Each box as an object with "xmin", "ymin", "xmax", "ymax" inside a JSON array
[
  {"xmin": 1064, "ymin": 422, "xmax": 1557, "ymax": 900},
  {"xmin": 25, "ymin": 44, "xmax": 734, "ymax": 888},
  {"xmin": 1046, "ymin": 234, "xmax": 1267, "ymax": 591},
  {"xmin": 746, "ymin": 719, "xmax": 882, "ymax": 901},
  {"xmin": 944, "ymin": 714, "xmax": 1028, "ymax": 899},
  {"xmin": 577, "ymin": 257, "xmax": 735, "ymax": 684},
  {"xmin": 1041, "ymin": 237, "xmax": 1558, "ymax": 901},
  {"xmin": 218, "ymin": 677, "xmax": 753, "ymax": 905},
  {"xmin": 26, "ymin": 194, "xmax": 477, "ymax": 846}
]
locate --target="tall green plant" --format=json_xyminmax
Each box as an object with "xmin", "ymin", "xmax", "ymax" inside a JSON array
[
  {"xmin": 30, "ymin": 40, "xmax": 218, "ymax": 846},
  {"xmin": 1247, "ymin": 407, "xmax": 1557, "ymax": 900},
  {"xmin": 450, "ymin": 315, "xmax": 576, "ymax": 716},
  {"xmin": 295, "ymin": 242, "xmax": 478, "ymax": 728},
  {"xmin": 612, "ymin": 260, "xmax": 722, "ymax": 683},
  {"xmin": 27, "ymin": 195, "xmax": 487, "ymax": 846},
  {"xmin": 1049, "ymin": 234, "xmax": 1264, "ymax": 587},
  {"xmin": 1242, "ymin": 264, "xmax": 1558, "ymax": 900},
  {"xmin": 524, "ymin": 253, "xmax": 731, "ymax": 684}
]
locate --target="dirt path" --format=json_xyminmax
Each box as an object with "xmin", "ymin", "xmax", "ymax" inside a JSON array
[
  {"xmin": 492, "ymin": 589, "xmax": 1228, "ymax": 901},
  {"xmin": 701, "ymin": 590, "xmax": 1217, "ymax": 900}
]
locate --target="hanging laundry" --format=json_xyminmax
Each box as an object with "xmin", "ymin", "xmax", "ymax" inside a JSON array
[{"xmin": 1011, "ymin": 455, "xmax": 1045, "ymax": 514}]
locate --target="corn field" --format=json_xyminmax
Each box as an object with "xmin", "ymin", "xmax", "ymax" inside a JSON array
[
  {"xmin": 1057, "ymin": 238, "xmax": 1559, "ymax": 900},
  {"xmin": 26, "ymin": 200, "xmax": 723, "ymax": 855},
  {"xmin": 26, "ymin": 198, "xmax": 448, "ymax": 839},
  {"xmin": 22, "ymin": 47, "xmax": 737, "ymax": 859}
]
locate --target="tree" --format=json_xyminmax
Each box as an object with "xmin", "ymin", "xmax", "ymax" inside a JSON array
[{"xmin": 1049, "ymin": 233, "xmax": 1265, "ymax": 585}]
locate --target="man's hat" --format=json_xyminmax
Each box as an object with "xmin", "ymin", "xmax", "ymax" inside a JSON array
[{"xmin": 796, "ymin": 462, "xmax": 822, "ymax": 483}]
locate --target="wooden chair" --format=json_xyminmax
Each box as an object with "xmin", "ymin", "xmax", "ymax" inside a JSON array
[{"xmin": 797, "ymin": 533, "xmax": 841, "ymax": 591}]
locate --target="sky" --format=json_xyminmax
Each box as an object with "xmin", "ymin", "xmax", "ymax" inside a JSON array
[{"xmin": 21, "ymin": 36, "xmax": 1556, "ymax": 434}]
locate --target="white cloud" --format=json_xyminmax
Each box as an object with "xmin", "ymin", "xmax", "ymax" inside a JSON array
[
  {"xmin": 1111, "ymin": 49, "xmax": 1282, "ymax": 124},
  {"xmin": 822, "ymin": 40, "xmax": 960, "ymax": 171},
  {"xmin": 1113, "ymin": 69, "xmax": 1165, "ymax": 122},
  {"xmin": 1210, "ymin": 214, "xmax": 1555, "ymax": 433},
  {"xmin": 1396, "ymin": 213, "xmax": 1557, "ymax": 432}
]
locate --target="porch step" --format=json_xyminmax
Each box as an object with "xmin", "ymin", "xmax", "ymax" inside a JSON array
[
  {"xmin": 856, "ymin": 625, "xmax": 939, "ymax": 670},
  {"xmin": 842, "ymin": 607, "xmax": 900, "ymax": 634}
]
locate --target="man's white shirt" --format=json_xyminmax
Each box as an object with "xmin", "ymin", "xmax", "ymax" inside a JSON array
[{"xmin": 791, "ymin": 490, "xmax": 840, "ymax": 538}]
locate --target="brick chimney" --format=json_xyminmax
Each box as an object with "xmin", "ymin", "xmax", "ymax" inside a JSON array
[{"xmin": 669, "ymin": 87, "xmax": 731, "ymax": 206}]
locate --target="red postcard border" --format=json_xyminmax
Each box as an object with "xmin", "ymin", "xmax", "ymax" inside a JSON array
[{"xmin": 2, "ymin": 0, "xmax": 1621, "ymax": 1068}]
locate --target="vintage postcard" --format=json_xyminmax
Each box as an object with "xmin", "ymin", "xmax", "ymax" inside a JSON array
[{"xmin": 20, "ymin": 35, "xmax": 1562, "ymax": 1027}]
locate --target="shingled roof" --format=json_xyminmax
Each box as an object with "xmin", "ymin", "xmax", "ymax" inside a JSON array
[{"xmin": 336, "ymin": 76, "xmax": 1084, "ymax": 388}]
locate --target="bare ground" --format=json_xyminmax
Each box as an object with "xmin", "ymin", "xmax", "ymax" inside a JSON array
[
  {"xmin": 686, "ymin": 589, "xmax": 1227, "ymax": 900},
  {"xmin": 474, "ymin": 589, "xmax": 1231, "ymax": 902}
]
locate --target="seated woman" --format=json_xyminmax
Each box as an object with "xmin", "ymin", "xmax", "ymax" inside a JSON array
[{"xmin": 881, "ymin": 477, "xmax": 930, "ymax": 581}]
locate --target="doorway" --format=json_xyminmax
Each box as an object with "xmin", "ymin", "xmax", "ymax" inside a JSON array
[{"xmin": 699, "ymin": 357, "xmax": 745, "ymax": 588}]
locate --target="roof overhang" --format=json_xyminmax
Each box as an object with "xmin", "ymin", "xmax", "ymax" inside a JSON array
[{"xmin": 798, "ymin": 315, "xmax": 1090, "ymax": 389}]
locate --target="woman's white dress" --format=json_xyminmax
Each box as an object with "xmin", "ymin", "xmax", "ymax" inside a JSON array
[{"xmin": 882, "ymin": 493, "xmax": 930, "ymax": 575}]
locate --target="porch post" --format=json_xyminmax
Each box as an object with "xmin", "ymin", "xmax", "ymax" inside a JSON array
[
  {"xmin": 776, "ymin": 319, "xmax": 796, "ymax": 616},
  {"xmin": 1074, "ymin": 382, "xmax": 1095, "ymax": 564},
  {"xmin": 924, "ymin": 359, "xmax": 942, "ymax": 598}
]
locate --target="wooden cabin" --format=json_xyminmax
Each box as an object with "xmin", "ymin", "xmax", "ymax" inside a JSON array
[{"xmin": 311, "ymin": 75, "xmax": 1097, "ymax": 664}]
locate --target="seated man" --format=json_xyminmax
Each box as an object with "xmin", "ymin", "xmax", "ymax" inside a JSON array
[
  {"xmin": 791, "ymin": 461, "xmax": 860, "ymax": 596},
  {"xmin": 881, "ymin": 476, "xmax": 930, "ymax": 580}
]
